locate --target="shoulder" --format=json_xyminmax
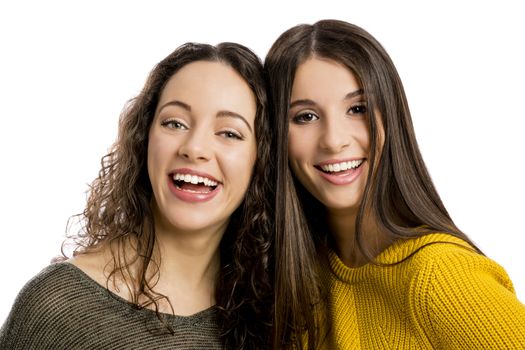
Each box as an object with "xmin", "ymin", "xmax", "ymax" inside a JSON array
[
  {"xmin": 379, "ymin": 233, "xmax": 513, "ymax": 288},
  {"xmin": 406, "ymin": 234, "xmax": 513, "ymax": 291},
  {"xmin": 403, "ymin": 234, "xmax": 525, "ymax": 347},
  {"xmin": 402, "ymin": 233, "xmax": 515, "ymax": 303},
  {"xmin": 0, "ymin": 262, "xmax": 101, "ymax": 348},
  {"xmin": 68, "ymin": 250, "xmax": 110, "ymax": 286},
  {"xmin": 2, "ymin": 262, "xmax": 92, "ymax": 318},
  {"xmin": 8, "ymin": 262, "xmax": 90, "ymax": 309},
  {"xmin": 384, "ymin": 233, "xmax": 517, "ymax": 309}
]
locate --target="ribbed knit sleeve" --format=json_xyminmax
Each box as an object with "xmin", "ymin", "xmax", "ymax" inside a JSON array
[{"xmin": 412, "ymin": 244, "xmax": 525, "ymax": 349}]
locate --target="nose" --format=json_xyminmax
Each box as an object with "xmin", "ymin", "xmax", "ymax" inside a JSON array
[
  {"xmin": 319, "ymin": 116, "xmax": 351, "ymax": 152},
  {"xmin": 177, "ymin": 128, "xmax": 212, "ymax": 162}
]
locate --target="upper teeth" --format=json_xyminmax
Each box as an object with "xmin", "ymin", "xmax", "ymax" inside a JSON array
[
  {"xmin": 173, "ymin": 173, "xmax": 218, "ymax": 187},
  {"xmin": 320, "ymin": 160, "xmax": 363, "ymax": 172}
]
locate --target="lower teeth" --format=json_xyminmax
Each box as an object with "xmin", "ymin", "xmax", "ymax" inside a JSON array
[{"xmin": 174, "ymin": 180, "xmax": 216, "ymax": 193}]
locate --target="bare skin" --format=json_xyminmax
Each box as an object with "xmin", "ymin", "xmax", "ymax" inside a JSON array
[
  {"xmin": 70, "ymin": 226, "xmax": 222, "ymax": 316},
  {"xmin": 288, "ymin": 57, "xmax": 392, "ymax": 268},
  {"xmin": 327, "ymin": 206, "xmax": 393, "ymax": 267}
]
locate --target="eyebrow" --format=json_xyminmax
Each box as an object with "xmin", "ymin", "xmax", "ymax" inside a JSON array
[
  {"xmin": 217, "ymin": 111, "xmax": 253, "ymax": 134},
  {"xmin": 344, "ymin": 89, "xmax": 364, "ymax": 100},
  {"xmin": 157, "ymin": 100, "xmax": 191, "ymax": 113},
  {"xmin": 157, "ymin": 100, "xmax": 253, "ymax": 134},
  {"xmin": 289, "ymin": 88, "xmax": 365, "ymax": 109}
]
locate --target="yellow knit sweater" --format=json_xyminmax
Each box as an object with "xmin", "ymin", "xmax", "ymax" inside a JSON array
[{"xmin": 324, "ymin": 233, "xmax": 525, "ymax": 349}]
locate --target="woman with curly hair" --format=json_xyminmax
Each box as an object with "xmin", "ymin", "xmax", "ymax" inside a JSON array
[
  {"xmin": 0, "ymin": 42, "xmax": 273, "ymax": 349},
  {"xmin": 266, "ymin": 19, "xmax": 525, "ymax": 349}
]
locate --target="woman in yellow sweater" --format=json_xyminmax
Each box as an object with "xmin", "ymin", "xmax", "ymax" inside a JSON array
[{"xmin": 266, "ymin": 19, "xmax": 525, "ymax": 349}]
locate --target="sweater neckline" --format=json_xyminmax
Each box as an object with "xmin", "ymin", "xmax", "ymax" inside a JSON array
[
  {"xmin": 54, "ymin": 261, "xmax": 217, "ymax": 322},
  {"xmin": 327, "ymin": 233, "xmax": 472, "ymax": 283}
]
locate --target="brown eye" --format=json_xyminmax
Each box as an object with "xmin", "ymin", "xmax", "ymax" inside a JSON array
[
  {"xmin": 347, "ymin": 104, "xmax": 367, "ymax": 115},
  {"xmin": 292, "ymin": 112, "xmax": 319, "ymax": 124}
]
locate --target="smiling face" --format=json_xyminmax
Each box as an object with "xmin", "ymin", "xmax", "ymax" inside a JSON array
[
  {"xmin": 288, "ymin": 57, "xmax": 371, "ymax": 213},
  {"xmin": 147, "ymin": 60, "xmax": 257, "ymax": 235}
]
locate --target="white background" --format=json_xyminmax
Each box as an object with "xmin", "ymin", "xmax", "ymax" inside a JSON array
[{"xmin": 1, "ymin": 1, "xmax": 524, "ymax": 323}]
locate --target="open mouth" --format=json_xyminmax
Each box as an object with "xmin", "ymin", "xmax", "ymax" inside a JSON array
[
  {"xmin": 171, "ymin": 173, "xmax": 219, "ymax": 193},
  {"xmin": 315, "ymin": 159, "xmax": 365, "ymax": 174}
]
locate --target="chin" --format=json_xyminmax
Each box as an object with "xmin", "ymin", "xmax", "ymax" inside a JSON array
[
  {"xmin": 179, "ymin": 220, "xmax": 220, "ymax": 233},
  {"xmin": 321, "ymin": 197, "xmax": 362, "ymax": 212},
  {"xmin": 160, "ymin": 210, "xmax": 227, "ymax": 234}
]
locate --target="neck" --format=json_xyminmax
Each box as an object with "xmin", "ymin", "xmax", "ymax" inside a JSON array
[
  {"xmin": 327, "ymin": 206, "xmax": 363, "ymax": 267},
  {"xmin": 151, "ymin": 221, "xmax": 227, "ymax": 315},
  {"xmin": 327, "ymin": 206, "xmax": 392, "ymax": 268},
  {"xmin": 71, "ymin": 220, "xmax": 227, "ymax": 316}
]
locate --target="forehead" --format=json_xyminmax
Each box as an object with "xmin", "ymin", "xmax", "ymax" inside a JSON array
[
  {"xmin": 291, "ymin": 57, "xmax": 361, "ymax": 99},
  {"xmin": 158, "ymin": 60, "xmax": 257, "ymax": 121}
]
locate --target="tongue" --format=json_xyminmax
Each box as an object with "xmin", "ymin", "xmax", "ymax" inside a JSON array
[{"xmin": 179, "ymin": 182, "xmax": 212, "ymax": 193}]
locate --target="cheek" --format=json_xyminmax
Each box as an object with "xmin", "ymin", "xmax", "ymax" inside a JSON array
[
  {"xmin": 354, "ymin": 122, "xmax": 371, "ymax": 153},
  {"xmin": 222, "ymin": 141, "xmax": 257, "ymax": 182},
  {"xmin": 288, "ymin": 129, "xmax": 313, "ymax": 172},
  {"xmin": 287, "ymin": 137, "xmax": 311, "ymax": 187},
  {"xmin": 147, "ymin": 133, "xmax": 165, "ymax": 182},
  {"xmin": 287, "ymin": 129, "xmax": 304, "ymax": 162}
]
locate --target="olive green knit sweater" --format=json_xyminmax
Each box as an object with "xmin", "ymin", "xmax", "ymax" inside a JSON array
[{"xmin": 0, "ymin": 263, "xmax": 222, "ymax": 349}]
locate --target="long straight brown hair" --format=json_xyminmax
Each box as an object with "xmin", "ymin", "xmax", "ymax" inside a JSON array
[{"xmin": 265, "ymin": 19, "xmax": 481, "ymax": 349}]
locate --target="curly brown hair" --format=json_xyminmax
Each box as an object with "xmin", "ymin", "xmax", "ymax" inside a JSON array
[{"xmin": 64, "ymin": 42, "xmax": 273, "ymax": 348}]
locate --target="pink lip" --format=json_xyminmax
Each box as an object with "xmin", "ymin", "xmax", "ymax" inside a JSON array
[
  {"xmin": 315, "ymin": 158, "xmax": 366, "ymax": 186},
  {"xmin": 168, "ymin": 168, "xmax": 221, "ymax": 203}
]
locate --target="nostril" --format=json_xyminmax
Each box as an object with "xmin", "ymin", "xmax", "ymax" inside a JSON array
[{"xmin": 177, "ymin": 141, "xmax": 212, "ymax": 161}]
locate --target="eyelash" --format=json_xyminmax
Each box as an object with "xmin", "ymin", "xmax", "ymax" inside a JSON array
[
  {"xmin": 292, "ymin": 112, "xmax": 319, "ymax": 124},
  {"xmin": 161, "ymin": 119, "xmax": 243, "ymax": 141},
  {"xmin": 160, "ymin": 119, "xmax": 187, "ymax": 130},
  {"xmin": 291, "ymin": 104, "xmax": 367, "ymax": 125},
  {"xmin": 347, "ymin": 104, "xmax": 367, "ymax": 115},
  {"xmin": 218, "ymin": 130, "xmax": 244, "ymax": 140}
]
